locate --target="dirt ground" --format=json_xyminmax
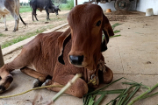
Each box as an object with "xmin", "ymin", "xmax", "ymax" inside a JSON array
[
  {"xmin": 0, "ymin": 10, "xmax": 69, "ymax": 45},
  {"xmin": 1, "ymin": 10, "xmax": 158, "ymax": 105}
]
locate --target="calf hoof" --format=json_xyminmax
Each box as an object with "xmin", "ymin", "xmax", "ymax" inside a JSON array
[
  {"xmin": 99, "ymin": 66, "xmax": 113, "ymax": 84},
  {"xmin": 0, "ymin": 76, "xmax": 13, "ymax": 93},
  {"xmin": 0, "ymin": 85, "xmax": 6, "ymax": 94},
  {"xmin": 5, "ymin": 28, "xmax": 8, "ymax": 31},
  {"xmin": 33, "ymin": 79, "xmax": 43, "ymax": 88},
  {"xmin": 42, "ymin": 79, "xmax": 52, "ymax": 86}
]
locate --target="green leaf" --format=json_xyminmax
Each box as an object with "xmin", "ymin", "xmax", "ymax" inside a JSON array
[
  {"xmin": 112, "ymin": 23, "xmax": 121, "ymax": 29},
  {"xmin": 88, "ymin": 96, "xmax": 95, "ymax": 105},
  {"xmin": 124, "ymin": 86, "xmax": 140, "ymax": 105},
  {"xmin": 112, "ymin": 100, "xmax": 117, "ymax": 105},
  {"xmin": 87, "ymin": 77, "xmax": 124, "ymax": 96},
  {"xmin": 141, "ymin": 92, "xmax": 158, "ymax": 99},
  {"xmin": 114, "ymin": 30, "xmax": 120, "ymax": 33},
  {"xmin": 94, "ymin": 93, "xmax": 106, "ymax": 105},
  {"xmin": 97, "ymin": 89, "xmax": 125, "ymax": 95},
  {"xmin": 110, "ymin": 35, "xmax": 121, "ymax": 38}
]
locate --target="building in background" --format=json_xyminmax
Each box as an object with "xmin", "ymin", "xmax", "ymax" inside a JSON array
[{"xmin": 74, "ymin": 0, "xmax": 158, "ymax": 15}]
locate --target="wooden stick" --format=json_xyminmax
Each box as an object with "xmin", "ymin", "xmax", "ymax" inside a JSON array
[{"xmin": 0, "ymin": 45, "xmax": 4, "ymax": 68}]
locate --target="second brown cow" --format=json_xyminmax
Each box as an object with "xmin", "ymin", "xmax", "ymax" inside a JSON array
[{"xmin": 0, "ymin": 4, "xmax": 114, "ymax": 97}]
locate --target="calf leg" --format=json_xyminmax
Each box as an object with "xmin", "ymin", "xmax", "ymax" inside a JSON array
[
  {"xmin": 0, "ymin": 65, "xmax": 13, "ymax": 93},
  {"xmin": 98, "ymin": 65, "xmax": 113, "ymax": 84},
  {"xmin": 0, "ymin": 48, "xmax": 33, "ymax": 93},
  {"xmin": 0, "ymin": 61, "xmax": 24, "ymax": 93},
  {"xmin": 46, "ymin": 75, "xmax": 88, "ymax": 98},
  {"xmin": 3, "ymin": 15, "xmax": 8, "ymax": 31},
  {"xmin": 20, "ymin": 67, "xmax": 50, "ymax": 87}
]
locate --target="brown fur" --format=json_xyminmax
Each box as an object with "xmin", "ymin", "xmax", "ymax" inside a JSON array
[{"xmin": 0, "ymin": 4, "xmax": 114, "ymax": 97}]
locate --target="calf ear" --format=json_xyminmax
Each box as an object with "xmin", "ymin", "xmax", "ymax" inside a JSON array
[
  {"xmin": 58, "ymin": 28, "xmax": 71, "ymax": 65},
  {"xmin": 101, "ymin": 14, "xmax": 114, "ymax": 52}
]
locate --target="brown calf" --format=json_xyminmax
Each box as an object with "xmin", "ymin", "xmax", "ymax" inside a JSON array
[{"xmin": 0, "ymin": 4, "xmax": 114, "ymax": 97}]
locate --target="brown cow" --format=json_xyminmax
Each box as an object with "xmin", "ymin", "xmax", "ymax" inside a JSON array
[{"xmin": 0, "ymin": 4, "xmax": 114, "ymax": 97}]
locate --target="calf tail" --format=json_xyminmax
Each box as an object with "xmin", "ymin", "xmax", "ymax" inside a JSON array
[{"xmin": 19, "ymin": 14, "xmax": 27, "ymax": 26}]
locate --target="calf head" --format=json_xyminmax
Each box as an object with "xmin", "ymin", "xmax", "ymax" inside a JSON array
[
  {"xmin": 49, "ymin": 5, "xmax": 61, "ymax": 15},
  {"xmin": 58, "ymin": 4, "xmax": 114, "ymax": 71}
]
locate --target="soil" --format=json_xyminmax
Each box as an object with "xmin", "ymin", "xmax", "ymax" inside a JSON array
[{"xmin": 0, "ymin": 10, "xmax": 69, "ymax": 45}]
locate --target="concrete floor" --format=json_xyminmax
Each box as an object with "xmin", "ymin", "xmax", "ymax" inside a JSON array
[{"xmin": 1, "ymin": 13, "xmax": 158, "ymax": 105}]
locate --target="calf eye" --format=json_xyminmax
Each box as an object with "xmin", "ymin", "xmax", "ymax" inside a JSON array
[{"xmin": 96, "ymin": 20, "xmax": 101, "ymax": 26}]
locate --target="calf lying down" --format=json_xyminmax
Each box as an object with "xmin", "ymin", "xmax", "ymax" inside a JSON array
[{"xmin": 0, "ymin": 4, "xmax": 114, "ymax": 97}]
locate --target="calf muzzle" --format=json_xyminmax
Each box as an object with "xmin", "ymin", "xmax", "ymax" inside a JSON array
[{"xmin": 69, "ymin": 55, "xmax": 84, "ymax": 66}]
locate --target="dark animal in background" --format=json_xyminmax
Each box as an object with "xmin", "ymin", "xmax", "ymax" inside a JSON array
[
  {"xmin": 0, "ymin": 0, "xmax": 26, "ymax": 32},
  {"xmin": 30, "ymin": 0, "xmax": 61, "ymax": 21},
  {"xmin": 0, "ymin": 4, "xmax": 114, "ymax": 97}
]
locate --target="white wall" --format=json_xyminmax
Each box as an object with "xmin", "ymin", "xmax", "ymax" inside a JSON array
[
  {"xmin": 98, "ymin": 1, "xmax": 116, "ymax": 11},
  {"xmin": 74, "ymin": 0, "xmax": 117, "ymax": 11},
  {"xmin": 74, "ymin": 0, "xmax": 158, "ymax": 15},
  {"xmin": 137, "ymin": 0, "xmax": 158, "ymax": 15},
  {"xmin": 74, "ymin": 0, "xmax": 89, "ymax": 5},
  {"xmin": 74, "ymin": 0, "xmax": 137, "ymax": 11},
  {"xmin": 20, "ymin": 0, "xmax": 29, "ymax": 3}
]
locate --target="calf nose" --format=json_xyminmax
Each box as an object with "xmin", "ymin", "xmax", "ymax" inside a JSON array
[{"xmin": 69, "ymin": 55, "xmax": 84, "ymax": 65}]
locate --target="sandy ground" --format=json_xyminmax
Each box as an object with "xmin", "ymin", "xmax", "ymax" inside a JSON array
[
  {"xmin": 1, "ymin": 11, "xmax": 158, "ymax": 105},
  {"xmin": 0, "ymin": 10, "xmax": 69, "ymax": 45}
]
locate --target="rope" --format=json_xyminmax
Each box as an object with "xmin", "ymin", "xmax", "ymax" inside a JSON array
[
  {"xmin": 0, "ymin": 85, "xmax": 63, "ymax": 99},
  {"xmin": 0, "ymin": 80, "xmax": 94, "ymax": 99}
]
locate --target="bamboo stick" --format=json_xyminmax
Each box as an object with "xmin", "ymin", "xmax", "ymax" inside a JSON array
[{"xmin": 0, "ymin": 45, "xmax": 4, "ymax": 68}]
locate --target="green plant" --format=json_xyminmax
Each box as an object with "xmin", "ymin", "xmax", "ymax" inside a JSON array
[
  {"xmin": 0, "ymin": 33, "xmax": 4, "ymax": 37},
  {"xmin": 20, "ymin": 6, "xmax": 32, "ymax": 13},
  {"xmin": 59, "ymin": 0, "xmax": 74, "ymax": 10},
  {"xmin": 110, "ymin": 35, "xmax": 121, "ymax": 38},
  {"xmin": 102, "ymin": 23, "xmax": 121, "ymax": 41},
  {"xmin": 114, "ymin": 30, "xmax": 120, "ymax": 33},
  {"xmin": 112, "ymin": 23, "xmax": 121, "ymax": 30},
  {"xmin": 67, "ymin": 0, "xmax": 74, "ymax": 9},
  {"xmin": 1, "ymin": 28, "xmax": 46, "ymax": 49},
  {"xmin": 83, "ymin": 77, "xmax": 158, "ymax": 105},
  {"xmin": 1, "ymin": 20, "xmax": 66, "ymax": 49}
]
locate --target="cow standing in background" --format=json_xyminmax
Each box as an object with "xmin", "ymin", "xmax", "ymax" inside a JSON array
[
  {"xmin": 0, "ymin": 0, "xmax": 26, "ymax": 32},
  {"xmin": 30, "ymin": 0, "xmax": 61, "ymax": 21}
]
